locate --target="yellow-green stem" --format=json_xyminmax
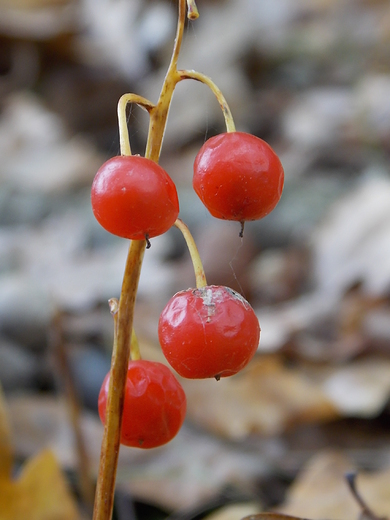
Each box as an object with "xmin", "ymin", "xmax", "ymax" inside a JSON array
[
  {"xmin": 174, "ymin": 219, "xmax": 207, "ymax": 289},
  {"xmin": 93, "ymin": 2, "xmax": 203, "ymax": 519},
  {"xmin": 93, "ymin": 240, "xmax": 146, "ymax": 520},
  {"xmin": 144, "ymin": 0, "xmax": 187, "ymax": 161},
  {"xmin": 130, "ymin": 328, "xmax": 141, "ymax": 361},
  {"xmin": 117, "ymin": 94, "xmax": 155, "ymax": 156},
  {"xmin": 108, "ymin": 299, "xmax": 141, "ymax": 361},
  {"xmin": 178, "ymin": 70, "xmax": 236, "ymax": 132}
]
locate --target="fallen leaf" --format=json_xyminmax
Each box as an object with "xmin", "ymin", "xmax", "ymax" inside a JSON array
[
  {"xmin": 277, "ymin": 450, "xmax": 390, "ymax": 520},
  {"xmin": 117, "ymin": 424, "xmax": 270, "ymax": 511},
  {"xmin": 6, "ymin": 394, "xmax": 103, "ymax": 474},
  {"xmin": 313, "ymin": 176, "xmax": 390, "ymax": 298},
  {"xmin": 6, "ymin": 392, "xmax": 270, "ymax": 512},
  {"xmin": 0, "ymin": 450, "xmax": 81, "ymax": 520},
  {"xmin": 321, "ymin": 357, "xmax": 390, "ymax": 417},
  {"xmin": 276, "ymin": 451, "xmax": 359, "ymax": 520},
  {"xmin": 0, "ymin": 386, "xmax": 81, "ymax": 520},
  {"xmin": 356, "ymin": 469, "xmax": 390, "ymax": 520},
  {"xmin": 182, "ymin": 355, "xmax": 338, "ymax": 438}
]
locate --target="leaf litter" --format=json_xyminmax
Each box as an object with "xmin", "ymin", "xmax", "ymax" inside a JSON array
[{"xmin": 2, "ymin": 0, "xmax": 390, "ymax": 518}]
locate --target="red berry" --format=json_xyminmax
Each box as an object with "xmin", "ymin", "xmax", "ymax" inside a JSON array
[
  {"xmin": 91, "ymin": 155, "xmax": 179, "ymax": 240},
  {"xmin": 158, "ymin": 285, "xmax": 260, "ymax": 379},
  {"xmin": 98, "ymin": 360, "xmax": 186, "ymax": 448},
  {"xmin": 193, "ymin": 132, "xmax": 284, "ymax": 223}
]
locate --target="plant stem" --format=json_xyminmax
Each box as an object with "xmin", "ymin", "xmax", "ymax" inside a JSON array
[
  {"xmin": 178, "ymin": 70, "xmax": 236, "ymax": 132},
  {"xmin": 130, "ymin": 329, "xmax": 141, "ymax": 361},
  {"xmin": 174, "ymin": 219, "xmax": 207, "ymax": 289},
  {"xmin": 187, "ymin": 0, "xmax": 199, "ymax": 20},
  {"xmin": 93, "ymin": 2, "xmax": 201, "ymax": 519},
  {"xmin": 117, "ymin": 94, "xmax": 155, "ymax": 156},
  {"xmin": 145, "ymin": 0, "xmax": 187, "ymax": 161},
  {"xmin": 93, "ymin": 240, "xmax": 145, "ymax": 520}
]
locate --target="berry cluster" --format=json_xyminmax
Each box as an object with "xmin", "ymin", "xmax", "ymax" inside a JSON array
[
  {"xmin": 92, "ymin": 131, "xmax": 283, "ymax": 243},
  {"xmin": 92, "ymin": 4, "xmax": 285, "ymax": 518},
  {"xmin": 94, "ymin": 128, "xmax": 283, "ymax": 449},
  {"xmin": 91, "ymin": 2, "xmax": 284, "ymax": 495}
]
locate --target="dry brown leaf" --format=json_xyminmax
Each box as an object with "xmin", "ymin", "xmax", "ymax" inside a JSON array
[
  {"xmin": 182, "ymin": 355, "xmax": 338, "ymax": 439},
  {"xmin": 6, "ymin": 392, "xmax": 269, "ymax": 512},
  {"xmin": 313, "ymin": 177, "xmax": 390, "ymax": 298},
  {"xmin": 7, "ymin": 394, "xmax": 102, "ymax": 473},
  {"xmin": 277, "ymin": 450, "xmax": 390, "ymax": 520},
  {"xmin": 355, "ymin": 468, "xmax": 390, "ymax": 520},
  {"xmin": 277, "ymin": 451, "xmax": 358, "ymax": 520},
  {"xmin": 321, "ymin": 357, "xmax": 390, "ymax": 417}
]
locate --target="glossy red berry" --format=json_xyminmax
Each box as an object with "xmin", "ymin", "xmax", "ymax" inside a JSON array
[
  {"xmin": 91, "ymin": 155, "xmax": 179, "ymax": 240},
  {"xmin": 158, "ymin": 285, "xmax": 260, "ymax": 379},
  {"xmin": 98, "ymin": 360, "xmax": 186, "ymax": 448},
  {"xmin": 193, "ymin": 132, "xmax": 284, "ymax": 223}
]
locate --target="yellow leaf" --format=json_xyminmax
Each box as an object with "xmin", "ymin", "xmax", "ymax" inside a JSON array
[
  {"xmin": 0, "ymin": 449, "xmax": 80, "ymax": 520},
  {"xmin": 0, "ymin": 385, "xmax": 80, "ymax": 520}
]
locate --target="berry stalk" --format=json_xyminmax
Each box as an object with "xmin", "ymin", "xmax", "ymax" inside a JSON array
[
  {"xmin": 177, "ymin": 70, "xmax": 236, "ymax": 133},
  {"xmin": 186, "ymin": 0, "xmax": 199, "ymax": 20},
  {"xmin": 117, "ymin": 94, "xmax": 155, "ymax": 157},
  {"xmin": 174, "ymin": 218, "xmax": 207, "ymax": 289}
]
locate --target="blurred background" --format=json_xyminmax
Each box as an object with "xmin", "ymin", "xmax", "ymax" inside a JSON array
[{"xmin": 1, "ymin": 0, "xmax": 390, "ymax": 518}]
